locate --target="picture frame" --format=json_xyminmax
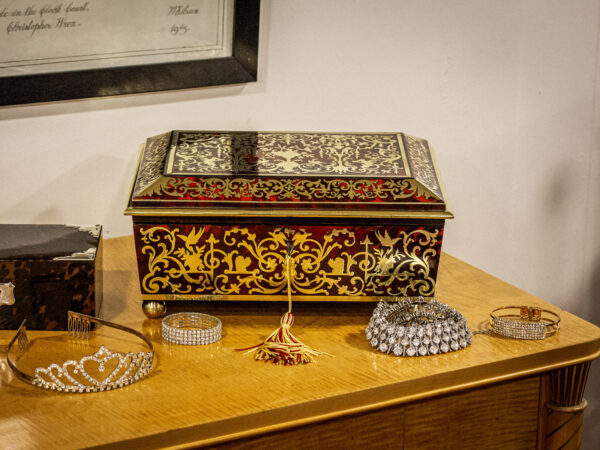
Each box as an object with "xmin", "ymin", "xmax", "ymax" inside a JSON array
[{"xmin": 0, "ymin": 0, "xmax": 259, "ymax": 106}]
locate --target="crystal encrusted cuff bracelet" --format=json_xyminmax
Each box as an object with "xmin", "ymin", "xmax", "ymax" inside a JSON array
[
  {"xmin": 162, "ymin": 312, "xmax": 222, "ymax": 345},
  {"xmin": 365, "ymin": 298, "xmax": 473, "ymax": 356}
]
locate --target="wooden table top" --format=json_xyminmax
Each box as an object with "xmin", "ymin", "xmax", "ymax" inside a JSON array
[{"xmin": 1, "ymin": 236, "xmax": 599, "ymax": 449}]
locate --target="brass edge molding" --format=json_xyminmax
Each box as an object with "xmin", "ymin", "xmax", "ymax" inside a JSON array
[
  {"xmin": 143, "ymin": 295, "xmax": 389, "ymax": 302},
  {"xmin": 135, "ymin": 198, "xmax": 443, "ymax": 205},
  {"xmin": 152, "ymin": 348, "xmax": 600, "ymax": 449},
  {"xmin": 124, "ymin": 207, "xmax": 454, "ymax": 219}
]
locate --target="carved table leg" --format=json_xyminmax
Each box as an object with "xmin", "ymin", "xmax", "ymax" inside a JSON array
[
  {"xmin": 142, "ymin": 300, "xmax": 166, "ymax": 319},
  {"xmin": 542, "ymin": 362, "xmax": 591, "ymax": 449}
]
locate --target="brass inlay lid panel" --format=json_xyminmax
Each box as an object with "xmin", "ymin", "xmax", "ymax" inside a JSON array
[{"xmin": 165, "ymin": 131, "xmax": 410, "ymax": 178}]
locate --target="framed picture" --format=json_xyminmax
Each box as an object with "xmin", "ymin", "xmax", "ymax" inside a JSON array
[{"xmin": 0, "ymin": 0, "xmax": 259, "ymax": 105}]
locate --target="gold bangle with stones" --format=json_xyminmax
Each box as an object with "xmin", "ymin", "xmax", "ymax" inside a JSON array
[{"xmin": 489, "ymin": 306, "xmax": 560, "ymax": 340}]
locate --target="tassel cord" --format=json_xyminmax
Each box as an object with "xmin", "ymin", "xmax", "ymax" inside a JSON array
[{"xmin": 236, "ymin": 246, "xmax": 325, "ymax": 365}]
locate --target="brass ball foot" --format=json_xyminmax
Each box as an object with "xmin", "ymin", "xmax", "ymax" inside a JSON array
[{"xmin": 142, "ymin": 301, "xmax": 166, "ymax": 319}]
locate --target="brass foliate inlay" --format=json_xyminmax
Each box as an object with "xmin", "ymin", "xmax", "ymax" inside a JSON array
[
  {"xmin": 132, "ymin": 132, "xmax": 171, "ymax": 197},
  {"xmin": 143, "ymin": 177, "xmax": 437, "ymax": 201},
  {"xmin": 139, "ymin": 226, "xmax": 440, "ymax": 298},
  {"xmin": 402, "ymin": 134, "xmax": 442, "ymax": 198},
  {"xmin": 165, "ymin": 132, "xmax": 410, "ymax": 177}
]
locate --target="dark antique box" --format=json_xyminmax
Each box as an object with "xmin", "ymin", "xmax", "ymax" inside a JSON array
[
  {"xmin": 125, "ymin": 131, "xmax": 452, "ymax": 317},
  {"xmin": 0, "ymin": 224, "xmax": 102, "ymax": 330}
]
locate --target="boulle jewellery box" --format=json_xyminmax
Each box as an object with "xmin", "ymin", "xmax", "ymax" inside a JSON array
[
  {"xmin": 125, "ymin": 131, "xmax": 453, "ymax": 317},
  {"xmin": 0, "ymin": 224, "xmax": 102, "ymax": 330}
]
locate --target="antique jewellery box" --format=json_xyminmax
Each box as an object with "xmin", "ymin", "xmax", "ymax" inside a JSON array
[
  {"xmin": 0, "ymin": 224, "xmax": 102, "ymax": 330},
  {"xmin": 125, "ymin": 131, "xmax": 452, "ymax": 317}
]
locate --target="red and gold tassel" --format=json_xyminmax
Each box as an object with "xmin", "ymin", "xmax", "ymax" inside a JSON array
[{"xmin": 236, "ymin": 246, "xmax": 322, "ymax": 365}]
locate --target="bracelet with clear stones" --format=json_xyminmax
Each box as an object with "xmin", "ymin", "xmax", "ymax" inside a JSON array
[
  {"xmin": 162, "ymin": 312, "xmax": 222, "ymax": 345},
  {"xmin": 489, "ymin": 306, "xmax": 560, "ymax": 339},
  {"xmin": 365, "ymin": 298, "xmax": 473, "ymax": 356}
]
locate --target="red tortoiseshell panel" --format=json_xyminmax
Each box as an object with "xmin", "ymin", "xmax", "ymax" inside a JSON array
[{"xmin": 133, "ymin": 223, "xmax": 443, "ymax": 300}]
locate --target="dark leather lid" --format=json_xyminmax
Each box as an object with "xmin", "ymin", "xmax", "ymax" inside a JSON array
[{"xmin": 0, "ymin": 225, "xmax": 101, "ymax": 260}]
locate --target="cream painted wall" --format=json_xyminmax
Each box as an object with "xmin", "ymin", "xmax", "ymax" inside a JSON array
[{"xmin": 1, "ymin": 0, "xmax": 599, "ymax": 445}]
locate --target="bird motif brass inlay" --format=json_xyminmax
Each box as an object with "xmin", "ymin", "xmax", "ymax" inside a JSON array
[{"xmin": 139, "ymin": 225, "xmax": 440, "ymax": 298}]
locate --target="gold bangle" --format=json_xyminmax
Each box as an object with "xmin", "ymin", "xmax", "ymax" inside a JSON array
[{"xmin": 490, "ymin": 306, "xmax": 560, "ymax": 339}]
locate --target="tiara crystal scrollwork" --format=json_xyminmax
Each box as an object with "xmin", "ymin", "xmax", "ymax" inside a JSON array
[{"xmin": 6, "ymin": 311, "xmax": 154, "ymax": 393}]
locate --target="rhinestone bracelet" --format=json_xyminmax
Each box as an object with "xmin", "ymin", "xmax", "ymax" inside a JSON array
[
  {"xmin": 162, "ymin": 312, "xmax": 222, "ymax": 345},
  {"xmin": 365, "ymin": 298, "xmax": 473, "ymax": 356},
  {"xmin": 489, "ymin": 306, "xmax": 560, "ymax": 339}
]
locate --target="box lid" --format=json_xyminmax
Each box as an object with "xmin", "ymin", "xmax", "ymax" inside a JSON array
[
  {"xmin": 125, "ymin": 131, "xmax": 452, "ymax": 219},
  {"xmin": 0, "ymin": 225, "xmax": 102, "ymax": 260}
]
